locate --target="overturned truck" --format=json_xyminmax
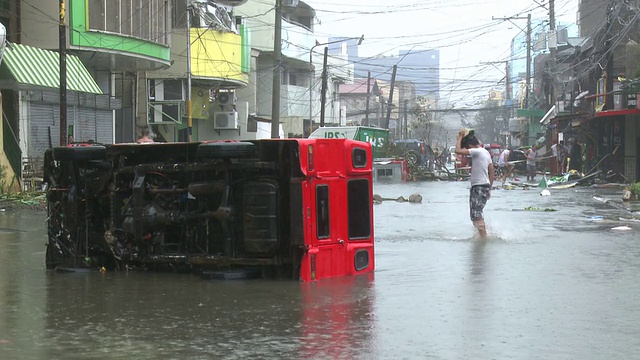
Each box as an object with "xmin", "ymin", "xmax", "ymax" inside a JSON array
[{"xmin": 44, "ymin": 139, "xmax": 375, "ymax": 281}]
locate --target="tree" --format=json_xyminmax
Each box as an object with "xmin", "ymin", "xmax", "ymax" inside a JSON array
[
  {"xmin": 471, "ymin": 100, "xmax": 508, "ymax": 145},
  {"xmin": 410, "ymin": 96, "xmax": 436, "ymax": 143}
]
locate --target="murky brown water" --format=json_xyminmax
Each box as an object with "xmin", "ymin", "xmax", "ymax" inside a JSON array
[{"xmin": 1, "ymin": 181, "xmax": 639, "ymax": 359}]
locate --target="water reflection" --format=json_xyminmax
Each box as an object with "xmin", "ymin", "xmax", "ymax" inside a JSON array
[
  {"xmin": 299, "ymin": 274, "xmax": 375, "ymax": 360},
  {"xmin": 36, "ymin": 270, "xmax": 376, "ymax": 359},
  {"xmin": 470, "ymin": 240, "xmax": 487, "ymax": 278}
]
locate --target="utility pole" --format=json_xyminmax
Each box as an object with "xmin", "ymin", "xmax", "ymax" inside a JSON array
[
  {"xmin": 271, "ymin": 0, "xmax": 282, "ymax": 138},
  {"xmin": 364, "ymin": 71, "xmax": 371, "ymax": 126},
  {"xmin": 505, "ymin": 61, "xmax": 511, "ymax": 100},
  {"xmin": 186, "ymin": 1, "xmax": 193, "ymax": 142},
  {"xmin": 385, "ymin": 65, "xmax": 397, "ymax": 129},
  {"xmin": 525, "ymin": 13, "xmax": 531, "ymax": 108},
  {"xmin": 605, "ymin": 2, "xmax": 614, "ymax": 110},
  {"xmin": 59, "ymin": 0, "xmax": 67, "ymax": 146},
  {"xmin": 403, "ymin": 99, "xmax": 408, "ymax": 139},
  {"xmin": 549, "ymin": 0, "xmax": 557, "ymax": 106},
  {"xmin": 319, "ymin": 47, "xmax": 328, "ymax": 127}
]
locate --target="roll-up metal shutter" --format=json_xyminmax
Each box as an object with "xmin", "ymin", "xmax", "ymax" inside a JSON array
[
  {"xmin": 75, "ymin": 107, "xmax": 113, "ymax": 144},
  {"xmin": 75, "ymin": 107, "xmax": 97, "ymax": 143},
  {"xmin": 29, "ymin": 103, "xmax": 58, "ymax": 158},
  {"xmin": 95, "ymin": 110, "xmax": 114, "ymax": 144}
]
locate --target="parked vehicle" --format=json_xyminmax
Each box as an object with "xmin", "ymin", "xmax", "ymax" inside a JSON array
[
  {"xmin": 484, "ymin": 143, "xmax": 502, "ymax": 165},
  {"xmin": 44, "ymin": 139, "xmax": 375, "ymax": 281},
  {"xmin": 309, "ymin": 126, "xmax": 389, "ymax": 159},
  {"xmin": 448, "ymin": 145, "xmax": 456, "ymax": 163},
  {"xmin": 392, "ymin": 139, "xmax": 435, "ymax": 169},
  {"xmin": 455, "ymin": 152, "xmax": 471, "ymax": 174}
]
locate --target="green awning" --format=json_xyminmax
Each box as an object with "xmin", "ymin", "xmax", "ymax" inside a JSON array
[{"xmin": 0, "ymin": 43, "xmax": 102, "ymax": 94}]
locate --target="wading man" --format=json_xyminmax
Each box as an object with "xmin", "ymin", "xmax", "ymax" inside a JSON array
[{"xmin": 455, "ymin": 129, "xmax": 495, "ymax": 240}]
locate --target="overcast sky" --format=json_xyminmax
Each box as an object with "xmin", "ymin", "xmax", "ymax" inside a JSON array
[{"xmin": 307, "ymin": 0, "xmax": 580, "ymax": 107}]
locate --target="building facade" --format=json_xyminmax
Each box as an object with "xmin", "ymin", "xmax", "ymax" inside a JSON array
[{"xmin": 235, "ymin": 0, "xmax": 315, "ymax": 138}]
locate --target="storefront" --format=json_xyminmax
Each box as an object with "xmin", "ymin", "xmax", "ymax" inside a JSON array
[{"xmin": 0, "ymin": 43, "xmax": 115, "ymax": 180}]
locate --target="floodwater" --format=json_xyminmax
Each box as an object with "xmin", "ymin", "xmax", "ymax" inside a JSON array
[{"xmin": 1, "ymin": 180, "xmax": 640, "ymax": 359}]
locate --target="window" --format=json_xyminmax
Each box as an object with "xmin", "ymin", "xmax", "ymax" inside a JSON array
[
  {"xmin": 377, "ymin": 168, "xmax": 393, "ymax": 177},
  {"xmin": 316, "ymin": 185, "xmax": 330, "ymax": 239},
  {"xmin": 352, "ymin": 148, "xmax": 367, "ymax": 168},
  {"xmin": 347, "ymin": 179, "xmax": 370, "ymax": 239},
  {"xmin": 88, "ymin": 0, "xmax": 169, "ymax": 45}
]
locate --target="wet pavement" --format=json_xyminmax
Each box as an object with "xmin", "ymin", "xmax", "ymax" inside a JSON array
[{"xmin": 1, "ymin": 181, "xmax": 639, "ymax": 359}]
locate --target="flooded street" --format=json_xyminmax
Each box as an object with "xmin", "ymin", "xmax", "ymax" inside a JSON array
[{"xmin": 1, "ymin": 181, "xmax": 640, "ymax": 359}]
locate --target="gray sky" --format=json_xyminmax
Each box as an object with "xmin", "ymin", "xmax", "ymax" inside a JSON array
[{"xmin": 308, "ymin": 0, "xmax": 580, "ymax": 107}]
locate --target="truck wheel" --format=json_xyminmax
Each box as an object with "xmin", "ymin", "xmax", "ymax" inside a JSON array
[
  {"xmin": 53, "ymin": 146, "xmax": 107, "ymax": 161},
  {"xmin": 198, "ymin": 142, "xmax": 256, "ymax": 160}
]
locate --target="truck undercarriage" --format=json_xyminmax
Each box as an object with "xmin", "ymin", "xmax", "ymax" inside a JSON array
[{"xmin": 44, "ymin": 141, "xmax": 307, "ymax": 279}]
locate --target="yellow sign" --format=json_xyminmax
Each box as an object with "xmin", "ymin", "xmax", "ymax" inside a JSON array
[{"xmin": 489, "ymin": 90, "xmax": 503, "ymax": 100}]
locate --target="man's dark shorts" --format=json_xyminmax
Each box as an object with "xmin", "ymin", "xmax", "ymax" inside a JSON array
[{"xmin": 469, "ymin": 184, "xmax": 490, "ymax": 221}]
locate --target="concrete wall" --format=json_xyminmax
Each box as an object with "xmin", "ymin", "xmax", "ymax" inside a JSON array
[
  {"xmin": 237, "ymin": 0, "xmax": 277, "ymax": 52},
  {"xmin": 19, "ymin": 0, "xmax": 58, "ymax": 50}
]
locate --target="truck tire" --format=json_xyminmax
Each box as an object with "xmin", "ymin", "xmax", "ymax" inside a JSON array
[
  {"xmin": 198, "ymin": 142, "xmax": 256, "ymax": 160},
  {"xmin": 53, "ymin": 145, "xmax": 107, "ymax": 161}
]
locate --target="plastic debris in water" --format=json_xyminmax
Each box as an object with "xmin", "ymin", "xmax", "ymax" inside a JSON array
[
  {"xmin": 539, "ymin": 176, "xmax": 548, "ymax": 189},
  {"xmin": 588, "ymin": 216, "xmax": 604, "ymax": 221},
  {"xmin": 611, "ymin": 226, "xmax": 632, "ymax": 231},
  {"xmin": 540, "ymin": 189, "xmax": 551, "ymax": 196},
  {"xmin": 523, "ymin": 206, "xmax": 557, "ymax": 212}
]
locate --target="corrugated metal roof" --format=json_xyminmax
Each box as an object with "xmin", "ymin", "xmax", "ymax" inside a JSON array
[{"xmin": 2, "ymin": 43, "xmax": 102, "ymax": 94}]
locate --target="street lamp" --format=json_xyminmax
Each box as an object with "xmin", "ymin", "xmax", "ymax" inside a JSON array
[{"xmin": 308, "ymin": 35, "xmax": 364, "ymax": 136}]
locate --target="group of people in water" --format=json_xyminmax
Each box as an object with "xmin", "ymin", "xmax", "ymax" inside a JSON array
[{"xmin": 495, "ymin": 138, "xmax": 583, "ymax": 186}]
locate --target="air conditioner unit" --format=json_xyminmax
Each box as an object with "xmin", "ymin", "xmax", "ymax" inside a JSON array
[
  {"xmin": 216, "ymin": 91, "xmax": 237, "ymax": 107},
  {"xmin": 214, "ymin": 111, "xmax": 239, "ymax": 130}
]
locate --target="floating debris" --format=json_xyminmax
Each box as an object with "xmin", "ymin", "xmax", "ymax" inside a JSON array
[
  {"xmin": 373, "ymin": 193, "xmax": 422, "ymax": 204},
  {"xmin": 611, "ymin": 226, "xmax": 632, "ymax": 231},
  {"xmin": 520, "ymin": 206, "xmax": 557, "ymax": 212}
]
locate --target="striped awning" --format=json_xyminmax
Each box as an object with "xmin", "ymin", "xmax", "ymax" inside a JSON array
[{"xmin": 1, "ymin": 43, "xmax": 102, "ymax": 94}]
